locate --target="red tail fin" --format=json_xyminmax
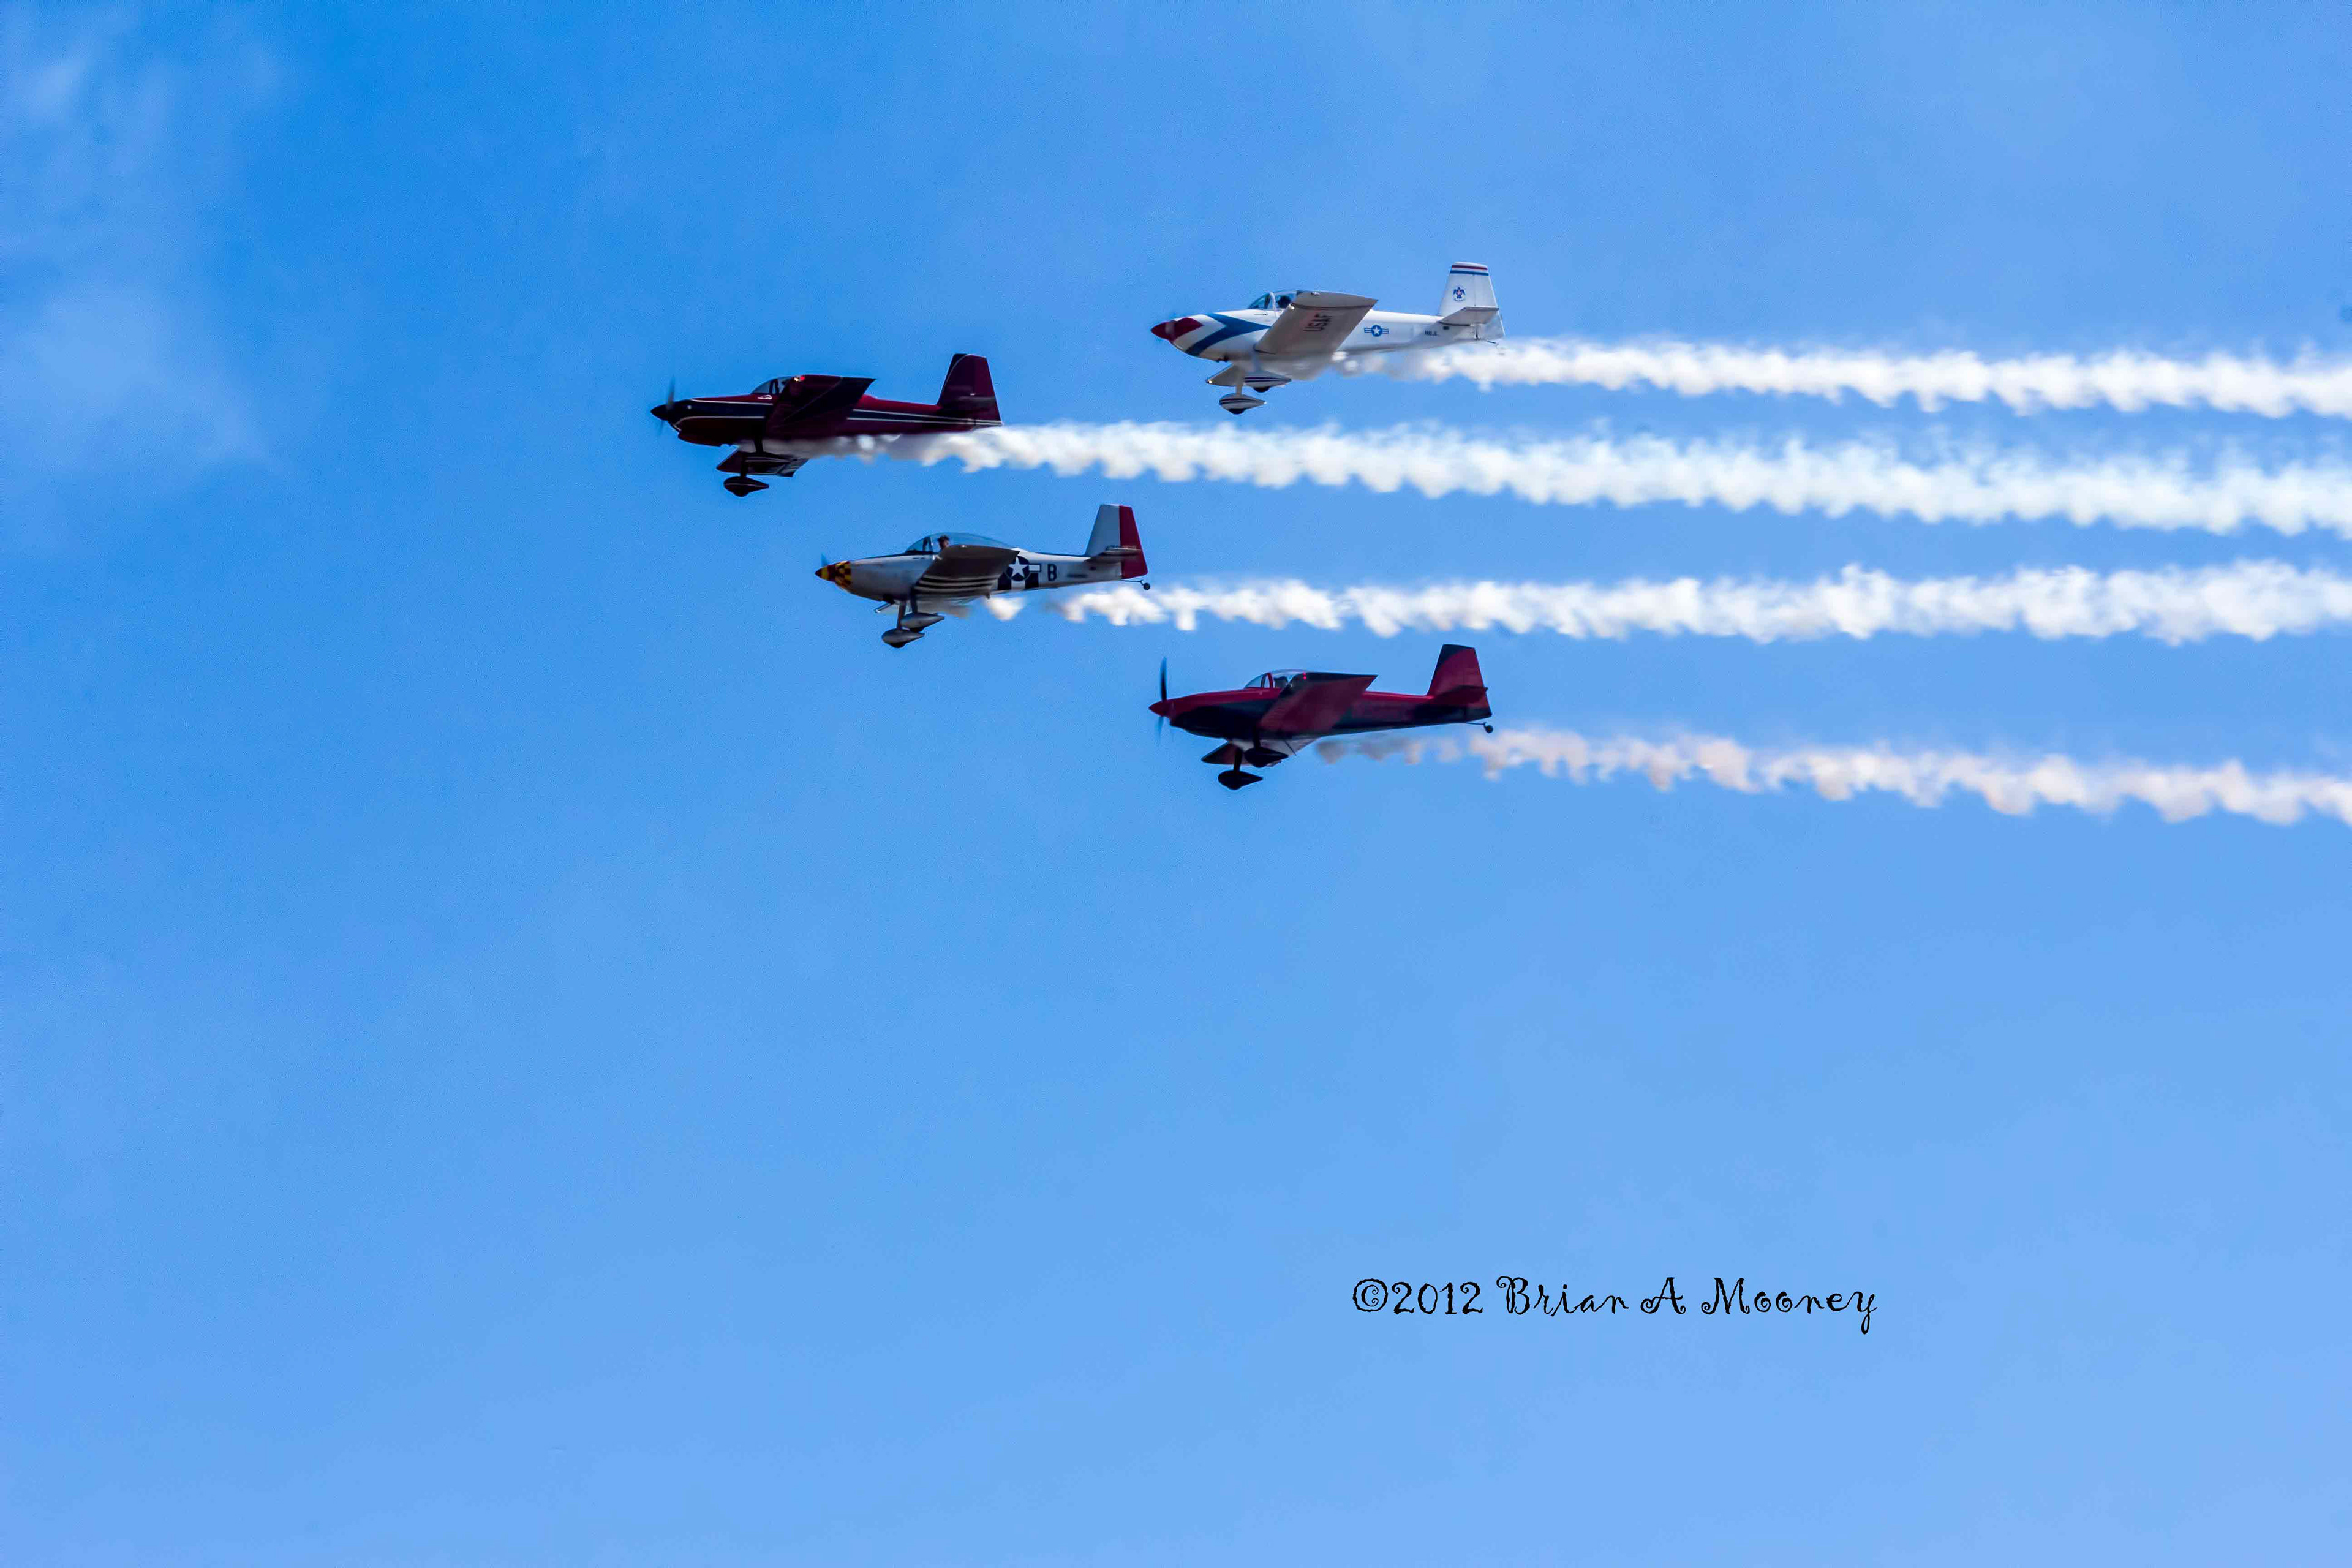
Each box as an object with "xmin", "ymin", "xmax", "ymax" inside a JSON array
[
  {"xmin": 935, "ymin": 353, "xmax": 999, "ymax": 422},
  {"xmin": 1117, "ymin": 504, "xmax": 1147, "ymax": 578},
  {"xmin": 1428, "ymin": 643, "xmax": 1484, "ymax": 698}
]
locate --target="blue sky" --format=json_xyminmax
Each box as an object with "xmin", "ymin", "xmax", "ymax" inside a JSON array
[{"xmin": 6, "ymin": 4, "xmax": 2350, "ymax": 1562}]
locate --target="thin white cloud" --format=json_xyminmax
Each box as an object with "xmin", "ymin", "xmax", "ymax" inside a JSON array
[
  {"xmin": 1327, "ymin": 728, "xmax": 2352, "ymax": 829},
  {"xmin": 3, "ymin": 284, "xmax": 255, "ymax": 470},
  {"xmin": 854, "ymin": 423, "xmax": 2352, "ymax": 540},
  {"xmin": 1020, "ymin": 560, "xmax": 2352, "ymax": 645},
  {"xmin": 1382, "ymin": 337, "xmax": 2352, "ymax": 420},
  {"xmin": 1, "ymin": 11, "xmax": 270, "ymax": 526}
]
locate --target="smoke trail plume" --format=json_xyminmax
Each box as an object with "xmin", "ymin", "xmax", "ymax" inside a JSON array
[
  {"xmin": 1027, "ymin": 560, "xmax": 2352, "ymax": 645},
  {"xmin": 1385, "ymin": 338, "xmax": 2352, "ymax": 420},
  {"xmin": 853, "ymin": 424, "xmax": 2352, "ymax": 540},
  {"xmin": 1329, "ymin": 728, "xmax": 2352, "ymax": 829}
]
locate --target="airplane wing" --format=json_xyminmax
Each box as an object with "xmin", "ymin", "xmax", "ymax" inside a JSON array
[
  {"xmin": 722, "ymin": 453, "xmax": 809, "ymax": 478},
  {"xmin": 765, "ymin": 375, "xmax": 875, "ymax": 435},
  {"xmin": 1255, "ymin": 291, "xmax": 1377, "ymax": 358},
  {"xmin": 914, "ymin": 541, "xmax": 1021, "ymax": 598},
  {"xmin": 1259, "ymin": 673, "xmax": 1377, "ymax": 735}
]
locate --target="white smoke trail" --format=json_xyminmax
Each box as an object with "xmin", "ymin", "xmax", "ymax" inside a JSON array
[
  {"xmin": 1329, "ymin": 728, "xmax": 2352, "ymax": 829},
  {"xmin": 1025, "ymin": 560, "xmax": 2352, "ymax": 645},
  {"xmin": 1384, "ymin": 338, "xmax": 2352, "ymax": 420},
  {"xmin": 848, "ymin": 424, "xmax": 2352, "ymax": 539}
]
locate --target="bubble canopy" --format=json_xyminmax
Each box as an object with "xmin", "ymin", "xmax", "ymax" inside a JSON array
[{"xmin": 903, "ymin": 532, "xmax": 1012, "ymax": 555}]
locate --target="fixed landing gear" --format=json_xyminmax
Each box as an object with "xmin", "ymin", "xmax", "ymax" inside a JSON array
[
  {"xmin": 723, "ymin": 475, "xmax": 769, "ymax": 497},
  {"xmin": 882, "ymin": 605, "xmax": 943, "ymax": 649},
  {"xmin": 1202, "ymin": 739, "xmax": 1269, "ymax": 789},
  {"xmin": 1224, "ymin": 349, "xmax": 1289, "ymax": 413}
]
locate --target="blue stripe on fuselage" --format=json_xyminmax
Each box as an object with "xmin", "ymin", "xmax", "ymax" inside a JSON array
[{"xmin": 1188, "ymin": 312, "xmax": 1267, "ymax": 356}]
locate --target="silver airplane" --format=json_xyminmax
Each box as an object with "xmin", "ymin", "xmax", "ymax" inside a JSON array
[
  {"xmin": 815, "ymin": 503, "xmax": 1150, "ymax": 647},
  {"xmin": 1148, "ymin": 262, "xmax": 1503, "ymax": 413}
]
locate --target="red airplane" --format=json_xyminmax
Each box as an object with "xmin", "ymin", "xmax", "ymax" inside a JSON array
[
  {"xmin": 649, "ymin": 353, "xmax": 1001, "ymax": 496},
  {"xmin": 1149, "ymin": 644, "xmax": 1495, "ymax": 790}
]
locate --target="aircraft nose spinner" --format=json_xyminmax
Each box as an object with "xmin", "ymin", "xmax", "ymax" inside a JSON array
[
  {"xmin": 815, "ymin": 562, "xmax": 854, "ymax": 590},
  {"xmin": 1150, "ymin": 317, "xmax": 1201, "ymax": 341}
]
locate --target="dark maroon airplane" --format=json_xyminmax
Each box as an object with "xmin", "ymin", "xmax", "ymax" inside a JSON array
[
  {"xmin": 1150, "ymin": 644, "xmax": 1494, "ymax": 790},
  {"xmin": 649, "ymin": 353, "xmax": 1000, "ymax": 495}
]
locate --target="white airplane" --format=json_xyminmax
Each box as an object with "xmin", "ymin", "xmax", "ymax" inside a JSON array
[
  {"xmin": 815, "ymin": 503, "xmax": 1150, "ymax": 647},
  {"xmin": 1149, "ymin": 263, "xmax": 1503, "ymax": 413}
]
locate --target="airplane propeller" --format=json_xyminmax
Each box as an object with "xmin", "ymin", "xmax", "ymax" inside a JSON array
[
  {"xmin": 1155, "ymin": 657, "xmax": 1168, "ymax": 741},
  {"xmin": 651, "ymin": 377, "xmax": 678, "ymax": 421}
]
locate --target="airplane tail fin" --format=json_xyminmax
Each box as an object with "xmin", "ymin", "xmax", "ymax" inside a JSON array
[
  {"xmin": 1084, "ymin": 503, "xmax": 1148, "ymax": 579},
  {"xmin": 935, "ymin": 353, "xmax": 1000, "ymax": 422},
  {"xmin": 1437, "ymin": 262, "xmax": 1500, "ymax": 326},
  {"xmin": 1427, "ymin": 643, "xmax": 1489, "ymax": 713}
]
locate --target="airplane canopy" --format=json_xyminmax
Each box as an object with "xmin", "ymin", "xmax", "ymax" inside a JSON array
[
  {"xmin": 905, "ymin": 531, "xmax": 1012, "ymax": 555},
  {"xmin": 1247, "ymin": 292, "xmax": 1309, "ymax": 309}
]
